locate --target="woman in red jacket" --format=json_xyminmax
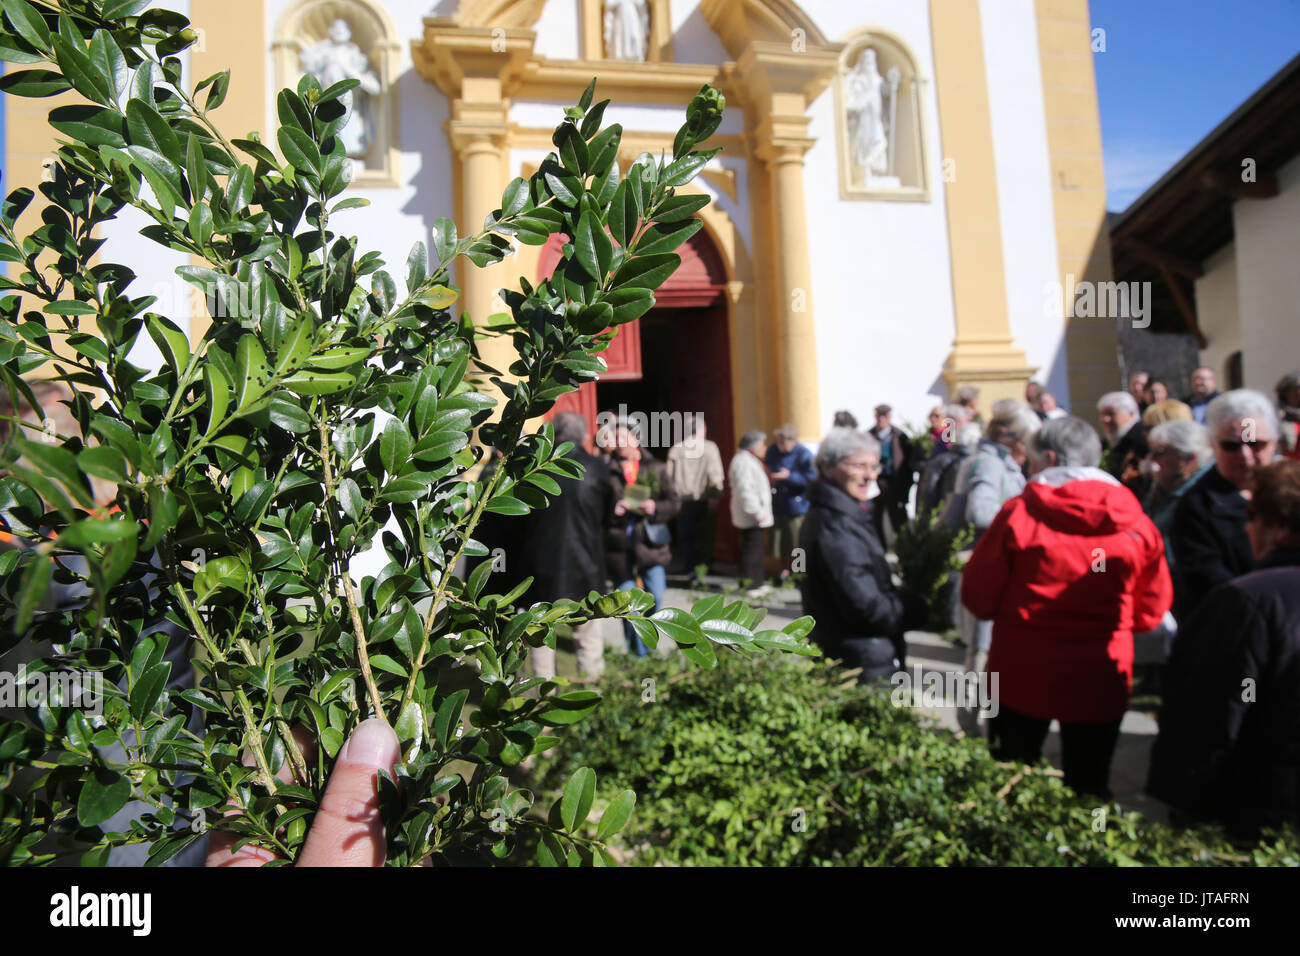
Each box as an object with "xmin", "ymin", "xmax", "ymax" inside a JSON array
[{"xmin": 961, "ymin": 416, "xmax": 1172, "ymax": 797}]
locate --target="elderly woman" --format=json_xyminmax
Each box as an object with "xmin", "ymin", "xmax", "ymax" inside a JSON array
[
  {"xmin": 942, "ymin": 400, "xmax": 1041, "ymax": 680},
  {"xmin": 1143, "ymin": 420, "xmax": 1214, "ymax": 565},
  {"xmin": 798, "ymin": 428, "xmax": 925, "ymax": 682},
  {"xmin": 1149, "ymin": 459, "xmax": 1300, "ymax": 837},
  {"xmin": 1169, "ymin": 389, "xmax": 1279, "ymax": 622},
  {"xmin": 962, "ymin": 417, "xmax": 1172, "ymax": 797},
  {"xmin": 605, "ymin": 419, "xmax": 681, "ymax": 656}
]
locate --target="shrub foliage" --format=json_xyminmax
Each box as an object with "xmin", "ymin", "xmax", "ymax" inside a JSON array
[{"xmin": 539, "ymin": 653, "xmax": 1299, "ymax": 866}]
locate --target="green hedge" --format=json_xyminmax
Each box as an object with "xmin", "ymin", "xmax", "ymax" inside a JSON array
[{"xmin": 535, "ymin": 654, "xmax": 1299, "ymax": 866}]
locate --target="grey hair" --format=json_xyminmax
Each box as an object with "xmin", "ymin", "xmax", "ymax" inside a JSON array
[
  {"xmin": 1097, "ymin": 391, "xmax": 1140, "ymax": 419},
  {"xmin": 1149, "ymin": 420, "xmax": 1213, "ymax": 466},
  {"xmin": 1031, "ymin": 416, "xmax": 1102, "ymax": 468},
  {"xmin": 774, "ymin": 423, "xmax": 798, "ymax": 442},
  {"xmin": 945, "ymin": 403, "xmax": 973, "ymax": 424},
  {"xmin": 954, "ymin": 384, "xmax": 980, "ymax": 405},
  {"xmin": 552, "ymin": 411, "xmax": 588, "ymax": 445},
  {"xmin": 738, "ymin": 429, "xmax": 766, "ymax": 451},
  {"xmin": 986, "ymin": 400, "xmax": 1041, "ymax": 445},
  {"xmin": 955, "ymin": 421, "xmax": 983, "ymax": 451},
  {"xmin": 815, "ymin": 428, "xmax": 880, "ymax": 472},
  {"xmin": 1206, "ymin": 389, "xmax": 1280, "ymax": 440}
]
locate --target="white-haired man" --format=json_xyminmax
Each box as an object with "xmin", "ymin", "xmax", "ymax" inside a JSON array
[{"xmin": 1097, "ymin": 391, "xmax": 1148, "ymax": 480}]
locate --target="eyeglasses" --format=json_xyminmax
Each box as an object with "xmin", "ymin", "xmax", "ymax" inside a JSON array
[{"xmin": 841, "ymin": 459, "xmax": 880, "ymax": 473}]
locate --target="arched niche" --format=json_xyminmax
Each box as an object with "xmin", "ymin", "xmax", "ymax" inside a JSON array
[
  {"xmin": 272, "ymin": 0, "xmax": 402, "ymax": 187},
  {"xmin": 834, "ymin": 27, "xmax": 931, "ymax": 202}
]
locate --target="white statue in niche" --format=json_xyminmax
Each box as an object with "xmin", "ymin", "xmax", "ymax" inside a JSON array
[
  {"xmin": 845, "ymin": 48, "xmax": 902, "ymax": 187},
  {"xmin": 300, "ymin": 18, "xmax": 382, "ymax": 159},
  {"xmin": 604, "ymin": 0, "xmax": 650, "ymax": 62}
]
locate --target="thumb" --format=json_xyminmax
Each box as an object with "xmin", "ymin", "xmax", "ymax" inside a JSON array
[{"xmin": 297, "ymin": 718, "xmax": 401, "ymax": 867}]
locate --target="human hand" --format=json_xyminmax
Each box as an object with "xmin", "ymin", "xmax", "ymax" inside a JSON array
[
  {"xmin": 205, "ymin": 718, "xmax": 401, "ymax": 867},
  {"xmin": 772, "ymin": 468, "xmax": 790, "ymax": 481},
  {"xmin": 641, "ymin": 498, "xmax": 656, "ymax": 517},
  {"xmin": 614, "ymin": 500, "xmax": 628, "ymax": 517}
]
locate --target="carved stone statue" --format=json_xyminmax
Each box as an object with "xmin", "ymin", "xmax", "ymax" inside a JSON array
[
  {"xmin": 845, "ymin": 48, "xmax": 889, "ymax": 179},
  {"xmin": 300, "ymin": 18, "xmax": 382, "ymax": 158},
  {"xmin": 604, "ymin": 0, "xmax": 650, "ymax": 62}
]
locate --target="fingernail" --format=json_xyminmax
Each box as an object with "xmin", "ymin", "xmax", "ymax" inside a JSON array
[{"xmin": 340, "ymin": 718, "xmax": 398, "ymax": 767}]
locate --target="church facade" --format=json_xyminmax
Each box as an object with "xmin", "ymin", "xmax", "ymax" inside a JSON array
[{"xmin": 4, "ymin": 0, "xmax": 1119, "ymax": 447}]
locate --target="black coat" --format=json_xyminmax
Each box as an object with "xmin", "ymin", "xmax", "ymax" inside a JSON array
[
  {"xmin": 798, "ymin": 479, "xmax": 921, "ymax": 663},
  {"xmin": 479, "ymin": 447, "xmax": 612, "ymax": 603},
  {"xmin": 1146, "ymin": 546, "xmax": 1300, "ymax": 837},
  {"xmin": 1169, "ymin": 466, "xmax": 1254, "ymax": 621},
  {"xmin": 1107, "ymin": 421, "xmax": 1149, "ymax": 479}
]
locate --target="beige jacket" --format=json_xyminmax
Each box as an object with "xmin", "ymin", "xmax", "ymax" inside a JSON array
[
  {"xmin": 666, "ymin": 438, "xmax": 724, "ymax": 500},
  {"xmin": 729, "ymin": 450, "xmax": 774, "ymax": 529}
]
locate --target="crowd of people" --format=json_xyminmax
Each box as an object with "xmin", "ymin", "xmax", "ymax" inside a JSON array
[
  {"xmin": 479, "ymin": 365, "xmax": 1300, "ymax": 837},
  {"xmin": 796, "ymin": 368, "xmax": 1300, "ymax": 837}
]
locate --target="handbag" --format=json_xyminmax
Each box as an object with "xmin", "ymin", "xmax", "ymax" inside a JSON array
[{"xmin": 643, "ymin": 520, "xmax": 672, "ymax": 547}]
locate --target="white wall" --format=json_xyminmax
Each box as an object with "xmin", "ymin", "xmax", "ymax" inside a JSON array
[
  {"xmin": 534, "ymin": 0, "xmax": 582, "ymax": 60},
  {"xmin": 1194, "ymin": 242, "xmax": 1240, "ymax": 388},
  {"xmin": 1233, "ymin": 153, "xmax": 1300, "ymax": 395},
  {"xmin": 801, "ymin": 0, "xmax": 957, "ymax": 436},
  {"xmin": 980, "ymin": 0, "xmax": 1069, "ymax": 407}
]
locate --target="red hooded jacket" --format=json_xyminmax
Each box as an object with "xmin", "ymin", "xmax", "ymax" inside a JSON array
[{"xmin": 962, "ymin": 471, "xmax": 1173, "ymax": 723}]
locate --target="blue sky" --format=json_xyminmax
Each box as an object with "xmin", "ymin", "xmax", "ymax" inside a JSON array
[{"xmin": 1091, "ymin": 0, "xmax": 1300, "ymax": 211}]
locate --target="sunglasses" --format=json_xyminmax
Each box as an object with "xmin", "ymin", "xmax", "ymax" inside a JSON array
[{"xmin": 1217, "ymin": 439, "xmax": 1272, "ymax": 453}]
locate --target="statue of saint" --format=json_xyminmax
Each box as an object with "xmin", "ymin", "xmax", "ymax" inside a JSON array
[
  {"xmin": 845, "ymin": 48, "xmax": 889, "ymax": 179},
  {"xmin": 300, "ymin": 19, "xmax": 382, "ymax": 158},
  {"xmin": 604, "ymin": 0, "xmax": 650, "ymax": 62}
]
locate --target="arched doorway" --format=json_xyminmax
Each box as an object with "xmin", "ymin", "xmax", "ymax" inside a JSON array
[{"xmin": 538, "ymin": 228, "xmax": 739, "ymax": 566}]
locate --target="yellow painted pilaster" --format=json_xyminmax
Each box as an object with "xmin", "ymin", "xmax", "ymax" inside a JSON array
[
  {"xmin": 448, "ymin": 103, "xmax": 512, "ymax": 374},
  {"xmin": 732, "ymin": 42, "xmax": 839, "ymax": 441},
  {"xmin": 930, "ymin": 0, "xmax": 1035, "ymax": 416},
  {"xmin": 190, "ymin": 0, "xmax": 267, "ymax": 345},
  {"xmin": 1035, "ymin": 0, "xmax": 1117, "ymax": 425}
]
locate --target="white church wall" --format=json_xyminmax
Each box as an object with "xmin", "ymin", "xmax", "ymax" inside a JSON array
[
  {"xmin": 534, "ymin": 0, "xmax": 582, "ymax": 60},
  {"xmin": 980, "ymin": 0, "xmax": 1071, "ymax": 409},
  {"xmin": 670, "ymin": 0, "xmax": 731, "ymax": 65},
  {"xmin": 1233, "ymin": 152, "xmax": 1300, "ymax": 396},
  {"xmin": 801, "ymin": 0, "xmax": 958, "ymax": 436}
]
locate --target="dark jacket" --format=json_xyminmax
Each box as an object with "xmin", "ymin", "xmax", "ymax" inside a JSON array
[
  {"xmin": 604, "ymin": 453, "xmax": 681, "ymax": 580},
  {"xmin": 1106, "ymin": 421, "xmax": 1149, "ymax": 479},
  {"xmin": 764, "ymin": 441, "xmax": 816, "ymax": 517},
  {"xmin": 798, "ymin": 478, "xmax": 922, "ymax": 672},
  {"xmin": 869, "ymin": 426, "xmax": 914, "ymax": 488},
  {"xmin": 499, "ymin": 447, "xmax": 612, "ymax": 603},
  {"xmin": 917, "ymin": 442, "xmax": 973, "ymax": 514},
  {"xmin": 1147, "ymin": 546, "xmax": 1300, "ymax": 838},
  {"xmin": 1169, "ymin": 466, "xmax": 1254, "ymax": 621}
]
